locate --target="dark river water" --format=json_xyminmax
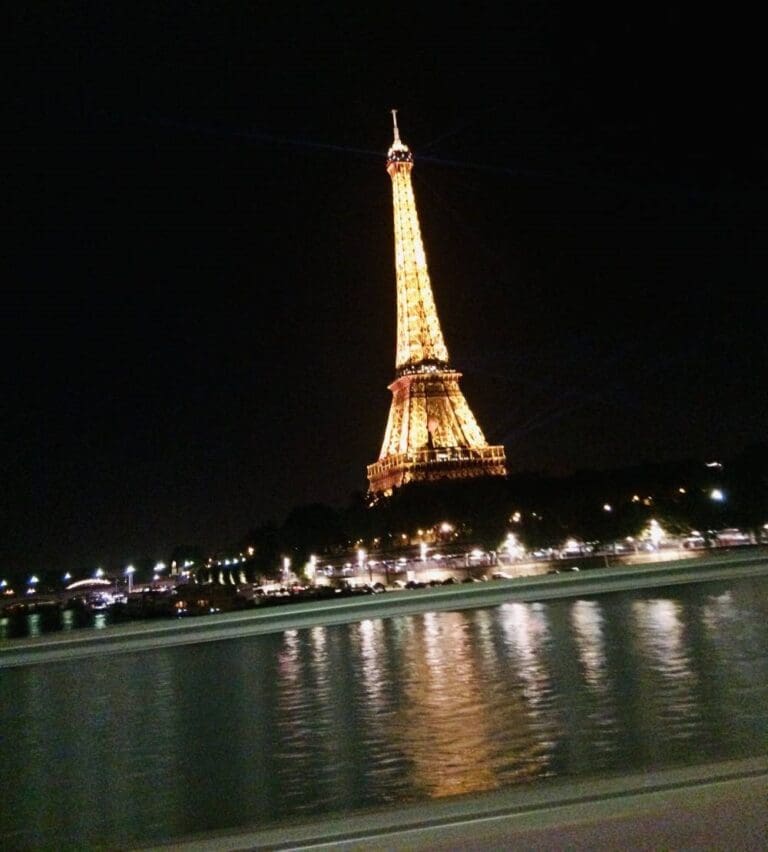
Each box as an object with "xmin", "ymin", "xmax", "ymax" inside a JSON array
[{"xmin": 2, "ymin": 576, "xmax": 768, "ymax": 849}]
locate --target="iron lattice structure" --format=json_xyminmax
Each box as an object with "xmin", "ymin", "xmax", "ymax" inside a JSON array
[{"xmin": 367, "ymin": 113, "xmax": 507, "ymax": 496}]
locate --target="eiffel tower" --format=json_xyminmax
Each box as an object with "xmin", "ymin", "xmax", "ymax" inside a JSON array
[{"xmin": 367, "ymin": 112, "xmax": 507, "ymax": 496}]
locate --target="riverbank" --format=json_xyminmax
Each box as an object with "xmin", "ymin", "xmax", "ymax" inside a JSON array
[{"xmin": 3, "ymin": 548, "xmax": 767, "ymax": 669}]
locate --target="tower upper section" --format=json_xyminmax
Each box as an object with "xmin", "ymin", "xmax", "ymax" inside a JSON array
[
  {"xmin": 367, "ymin": 112, "xmax": 507, "ymax": 495},
  {"xmin": 387, "ymin": 111, "xmax": 449, "ymax": 371}
]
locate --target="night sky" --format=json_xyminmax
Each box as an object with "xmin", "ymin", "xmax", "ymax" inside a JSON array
[{"xmin": 4, "ymin": 4, "xmax": 765, "ymax": 574}]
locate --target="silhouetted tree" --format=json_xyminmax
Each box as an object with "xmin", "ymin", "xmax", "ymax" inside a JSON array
[
  {"xmin": 728, "ymin": 443, "xmax": 768, "ymax": 538},
  {"xmin": 282, "ymin": 503, "xmax": 346, "ymax": 567},
  {"xmin": 243, "ymin": 523, "xmax": 283, "ymax": 580}
]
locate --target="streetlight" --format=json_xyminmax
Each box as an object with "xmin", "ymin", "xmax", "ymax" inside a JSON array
[
  {"xmin": 649, "ymin": 519, "xmax": 664, "ymax": 549},
  {"xmin": 28, "ymin": 575, "xmax": 39, "ymax": 594},
  {"xmin": 357, "ymin": 548, "xmax": 369, "ymax": 583},
  {"xmin": 306, "ymin": 554, "xmax": 317, "ymax": 583},
  {"xmin": 126, "ymin": 565, "xmax": 135, "ymax": 594},
  {"xmin": 94, "ymin": 567, "xmax": 104, "ymax": 579},
  {"xmin": 505, "ymin": 532, "xmax": 523, "ymax": 561}
]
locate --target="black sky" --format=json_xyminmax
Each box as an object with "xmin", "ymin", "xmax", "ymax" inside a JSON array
[{"xmin": 3, "ymin": 3, "xmax": 766, "ymax": 574}]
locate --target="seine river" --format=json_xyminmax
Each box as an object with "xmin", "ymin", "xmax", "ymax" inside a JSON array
[{"xmin": 2, "ymin": 576, "xmax": 768, "ymax": 848}]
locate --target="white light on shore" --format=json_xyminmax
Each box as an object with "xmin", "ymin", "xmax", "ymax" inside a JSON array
[
  {"xmin": 505, "ymin": 533, "xmax": 524, "ymax": 560},
  {"xmin": 649, "ymin": 519, "xmax": 664, "ymax": 547}
]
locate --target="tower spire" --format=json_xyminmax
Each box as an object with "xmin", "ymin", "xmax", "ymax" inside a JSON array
[
  {"xmin": 391, "ymin": 108, "xmax": 401, "ymax": 144},
  {"xmin": 367, "ymin": 112, "xmax": 507, "ymax": 496},
  {"xmin": 385, "ymin": 114, "xmax": 446, "ymax": 369}
]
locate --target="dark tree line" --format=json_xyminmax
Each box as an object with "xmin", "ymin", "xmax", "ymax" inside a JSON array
[
  {"xmin": 17, "ymin": 445, "xmax": 764, "ymax": 591},
  {"xmin": 237, "ymin": 443, "xmax": 768, "ymax": 580}
]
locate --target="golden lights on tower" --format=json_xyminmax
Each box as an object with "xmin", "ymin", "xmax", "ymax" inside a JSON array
[{"xmin": 367, "ymin": 112, "xmax": 506, "ymax": 496}]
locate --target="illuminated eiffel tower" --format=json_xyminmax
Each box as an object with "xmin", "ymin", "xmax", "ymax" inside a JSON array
[{"xmin": 367, "ymin": 112, "xmax": 507, "ymax": 496}]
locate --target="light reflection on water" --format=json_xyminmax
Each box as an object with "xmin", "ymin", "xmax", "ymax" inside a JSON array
[
  {"xmin": 631, "ymin": 598, "xmax": 702, "ymax": 758},
  {"xmin": 0, "ymin": 608, "xmax": 110, "ymax": 640},
  {"xmin": 2, "ymin": 577, "xmax": 768, "ymax": 848}
]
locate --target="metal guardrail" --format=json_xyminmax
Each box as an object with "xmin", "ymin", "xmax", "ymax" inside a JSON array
[
  {"xmin": 2, "ymin": 551, "xmax": 767, "ymax": 669},
  {"xmin": 157, "ymin": 756, "xmax": 768, "ymax": 850}
]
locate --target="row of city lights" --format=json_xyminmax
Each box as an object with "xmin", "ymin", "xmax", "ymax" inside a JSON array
[
  {"xmin": 6, "ymin": 518, "xmax": 764, "ymax": 595},
  {"xmin": 601, "ymin": 489, "xmax": 725, "ymax": 513},
  {"xmin": 1, "ymin": 554, "xmax": 258, "ymax": 595},
  {"xmin": 0, "ymin": 562, "xmax": 170, "ymax": 595},
  {"xmin": 0, "ymin": 482, "xmax": 733, "ymax": 592}
]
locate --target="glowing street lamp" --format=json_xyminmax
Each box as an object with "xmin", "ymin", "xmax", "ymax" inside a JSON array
[
  {"xmin": 357, "ymin": 548, "xmax": 370, "ymax": 582},
  {"xmin": 125, "ymin": 565, "xmax": 136, "ymax": 593},
  {"xmin": 306, "ymin": 554, "xmax": 317, "ymax": 583},
  {"xmin": 710, "ymin": 488, "xmax": 725, "ymax": 502},
  {"xmin": 648, "ymin": 519, "xmax": 664, "ymax": 549},
  {"xmin": 505, "ymin": 532, "xmax": 523, "ymax": 560},
  {"xmin": 94, "ymin": 567, "xmax": 104, "ymax": 579}
]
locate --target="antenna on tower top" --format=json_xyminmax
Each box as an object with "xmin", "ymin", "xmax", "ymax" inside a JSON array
[{"xmin": 391, "ymin": 108, "xmax": 401, "ymax": 144}]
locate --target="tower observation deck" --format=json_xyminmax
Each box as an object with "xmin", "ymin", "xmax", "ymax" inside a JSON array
[{"xmin": 367, "ymin": 112, "xmax": 507, "ymax": 496}]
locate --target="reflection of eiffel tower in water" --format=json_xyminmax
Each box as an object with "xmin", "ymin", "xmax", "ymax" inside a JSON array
[{"xmin": 367, "ymin": 112, "xmax": 507, "ymax": 496}]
